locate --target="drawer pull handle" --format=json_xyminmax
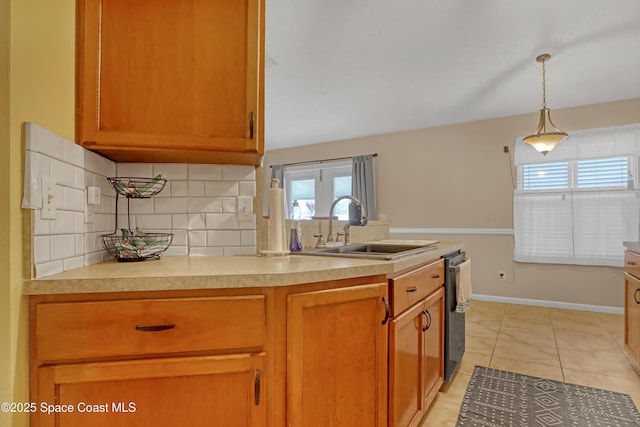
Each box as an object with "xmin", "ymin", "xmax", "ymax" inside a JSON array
[
  {"xmin": 382, "ymin": 296, "xmax": 391, "ymax": 325},
  {"xmin": 254, "ymin": 370, "xmax": 261, "ymax": 406},
  {"xmin": 135, "ymin": 324, "xmax": 176, "ymax": 332},
  {"xmin": 422, "ymin": 309, "xmax": 432, "ymax": 332},
  {"xmin": 432, "ymin": 274, "xmax": 441, "ymax": 279},
  {"xmin": 629, "ymin": 261, "xmax": 637, "ymax": 266},
  {"xmin": 635, "ymin": 289, "xmax": 640, "ymax": 305},
  {"xmin": 249, "ymin": 112, "xmax": 255, "ymax": 139},
  {"xmin": 406, "ymin": 286, "xmax": 418, "ymax": 293}
]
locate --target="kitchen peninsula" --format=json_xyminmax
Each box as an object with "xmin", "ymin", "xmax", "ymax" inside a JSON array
[{"xmin": 25, "ymin": 241, "xmax": 462, "ymax": 427}]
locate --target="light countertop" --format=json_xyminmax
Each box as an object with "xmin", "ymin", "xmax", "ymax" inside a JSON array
[{"xmin": 23, "ymin": 242, "xmax": 463, "ymax": 295}]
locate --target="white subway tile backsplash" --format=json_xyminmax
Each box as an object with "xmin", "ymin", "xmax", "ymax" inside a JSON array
[
  {"xmin": 35, "ymin": 260, "xmax": 64, "ymax": 279},
  {"xmin": 222, "ymin": 165, "xmax": 255, "ymax": 181},
  {"xmin": 205, "ymin": 181, "xmax": 238, "ymax": 197},
  {"xmin": 154, "ymin": 163, "xmax": 187, "ymax": 180},
  {"xmin": 64, "ymin": 187, "xmax": 85, "ymax": 211},
  {"xmin": 207, "ymin": 230, "xmax": 241, "ymax": 246},
  {"xmin": 64, "ymin": 256, "xmax": 85, "ymax": 271},
  {"xmin": 172, "ymin": 214, "xmax": 188, "ymax": 229},
  {"xmin": 136, "ymin": 214, "xmax": 172, "ymax": 230},
  {"xmin": 116, "ymin": 163, "xmax": 153, "ymax": 177},
  {"xmin": 189, "ymin": 247, "xmax": 224, "ymax": 256},
  {"xmin": 64, "ymin": 140, "xmax": 85, "ymax": 168},
  {"xmin": 34, "ymin": 236, "xmax": 50, "ymax": 263},
  {"xmin": 188, "ymin": 197, "xmax": 222, "ymax": 213},
  {"xmin": 155, "ymin": 197, "xmax": 189, "ymax": 214},
  {"xmin": 170, "ymin": 181, "xmax": 189, "ymax": 197},
  {"xmin": 239, "ymin": 181, "xmax": 256, "ymax": 197},
  {"xmin": 27, "ymin": 124, "xmax": 256, "ymax": 278},
  {"xmin": 222, "ymin": 197, "xmax": 237, "ymax": 213},
  {"xmin": 188, "ymin": 214, "xmax": 205, "ymax": 230},
  {"xmin": 50, "ymin": 234, "xmax": 76, "ymax": 260},
  {"xmin": 188, "ymin": 230, "xmax": 207, "ymax": 247},
  {"xmin": 188, "ymin": 181, "xmax": 205, "ymax": 197},
  {"xmin": 205, "ymin": 213, "xmax": 239, "ymax": 230},
  {"xmin": 189, "ymin": 164, "xmax": 222, "ymax": 180}
]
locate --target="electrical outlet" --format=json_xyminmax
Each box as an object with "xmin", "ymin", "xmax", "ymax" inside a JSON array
[
  {"xmin": 498, "ymin": 271, "xmax": 506, "ymax": 281},
  {"xmin": 503, "ymin": 146, "xmax": 509, "ymax": 153},
  {"xmin": 237, "ymin": 196, "xmax": 253, "ymax": 221},
  {"xmin": 41, "ymin": 178, "xmax": 57, "ymax": 220}
]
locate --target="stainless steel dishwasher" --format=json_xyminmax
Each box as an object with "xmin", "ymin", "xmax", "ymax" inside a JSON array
[{"xmin": 442, "ymin": 250, "xmax": 467, "ymax": 382}]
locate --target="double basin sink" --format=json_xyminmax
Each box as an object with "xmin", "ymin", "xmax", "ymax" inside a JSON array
[{"xmin": 295, "ymin": 242, "xmax": 437, "ymax": 261}]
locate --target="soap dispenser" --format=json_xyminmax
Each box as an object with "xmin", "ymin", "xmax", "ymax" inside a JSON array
[{"xmin": 289, "ymin": 200, "xmax": 303, "ymax": 252}]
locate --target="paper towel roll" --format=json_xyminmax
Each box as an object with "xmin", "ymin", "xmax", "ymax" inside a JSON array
[{"xmin": 267, "ymin": 179, "xmax": 287, "ymax": 253}]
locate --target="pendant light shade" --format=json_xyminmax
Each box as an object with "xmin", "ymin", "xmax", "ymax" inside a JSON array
[{"xmin": 523, "ymin": 53, "xmax": 568, "ymax": 155}]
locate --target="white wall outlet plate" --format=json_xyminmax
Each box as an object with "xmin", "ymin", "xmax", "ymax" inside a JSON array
[
  {"xmin": 41, "ymin": 178, "xmax": 57, "ymax": 220},
  {"xmin": 87, "ymin": 186, "xmax": 101, "ymax": 205},
  {"xmin": 237, "ymin": 196, "xmax": 253, "ymax": 221}
]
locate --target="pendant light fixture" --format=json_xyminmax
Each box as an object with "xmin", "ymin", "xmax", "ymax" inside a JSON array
[{"xmin": 523, "ymin": 53, "xmax": 568, "ymax": 155}]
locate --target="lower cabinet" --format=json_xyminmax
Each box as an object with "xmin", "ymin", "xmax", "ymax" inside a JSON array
[
  {"xmin": 625, "ymin": 272, "xmax": 640, "ymax": 370},
  {"xmin": 389, "ymin": 287, "xmax": 444, "ymax": 427},
  {"xmin": 287, "ymin": 282, "xmax": 389, "ymax": 427},
  {"xmin": 35, "ymin": 354, "xmax": 265, "ymax": 427}
]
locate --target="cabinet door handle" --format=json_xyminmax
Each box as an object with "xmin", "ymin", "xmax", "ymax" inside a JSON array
[
  {"xmin": 249, "ymin": 111, "xmax": 255, "ymax": 139},
  {"xmin": 406, "ymin": 286, "xmax": 418, "ymax": 293},
  {"xmin": 135, "ymin": 324, "xmax": 175, "ymax": 332},
  {"xmin": 635, "ymin": 289, "xmax": 640, "ymax": 305},
  {"xmin": 254, "ymin": 370, "xmax": 261, "ymax": 406},
  {"xmin": 422, "ymin": 309, "xmax": 431, "ymax": 332},
  {"xmin": 382, "ymin": 296, "xmax": 391, "ymax": 325},
  {"xmin": 432, "ymin": 274, "xmax": 441, "ymax": 279}
]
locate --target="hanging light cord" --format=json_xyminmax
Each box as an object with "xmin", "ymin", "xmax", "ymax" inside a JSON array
[{"xmin": 541, "ymin": 58, "xmax": 547, "ymax": 109}]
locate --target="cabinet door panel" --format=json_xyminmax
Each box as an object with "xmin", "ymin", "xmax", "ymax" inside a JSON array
[
  {"xmin": 625, "ymin": 273, "xmax": 640, "ymax": 368},
  {"xmin": 389, "ymin": 301, "xmax": 424, "ymax": 427},
  {"xmin": 36, "ymin": 354, "xmax": 265, "ymax": 427},
  {"xmin": 422, "ymin": 287, "xmax": 444, "ymax": 407},
  {"xmin": 287, "ymin": 283, "xmax": 388, "ymax": 427}
]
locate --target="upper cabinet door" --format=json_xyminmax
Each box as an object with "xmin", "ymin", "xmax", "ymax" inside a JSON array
[{"xmin": 76, "ymin": 0, "xmax": 264, "ymax": 165}]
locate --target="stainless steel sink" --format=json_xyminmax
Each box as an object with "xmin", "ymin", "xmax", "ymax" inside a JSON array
[{"xmin": 295, "ymin": 243, "xmax": 437, "ymax": 260}]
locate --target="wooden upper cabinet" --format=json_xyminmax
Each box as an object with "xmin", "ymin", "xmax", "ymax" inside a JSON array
[{"xmin": 76, "ymin": 0, "xmax": 264, "ymax": 164}]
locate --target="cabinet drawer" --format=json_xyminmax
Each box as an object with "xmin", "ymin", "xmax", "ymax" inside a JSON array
[
  {"xmin": 390, "ymin": 259, "xmax": 444, "ymax": 316},
  {"xmin": 35, "ymin": 296, "xmax": 266, "ymax": 361},
  {"xmin": 626, "ymin": 251, "xmax": 640, "ymax": 279}
]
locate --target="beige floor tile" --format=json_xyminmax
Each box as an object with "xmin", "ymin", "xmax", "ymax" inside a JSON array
[
  {"xmin": 552, "ymin": 318, "xmax": 610, "ymax": 335},
  {"xmin": 493, "ymin": 340, "xmax": 560, "ymax": 367},
  {"xmin": 549, "ymin": 308, "xmax": 602, "ymax": 324},
  {"xmin": 420, "ymin": 400, "xmax": 460, "ymax": 427},
  {"xmin": 489, "ymin": 356, "xmax": 564, "ymax": 381},
  {"xmin": 554, "ymin": 328, "xmax": 622, "ymax": 354},
  {"xmin": 504, "ymin": 303, "xmax": 551, "ymax": 319},
  {"xmin": 559, "ymin": 347, "xmax": 639, "ymax": 379},
  {"xmin": 496, "ymin": 325, "xmax": 557, "ymax": 348},
  {"xmin": 465, "ymin": 334, "xmax": 496, "ymax": 356},
  {"xmin": 501, "ymin": 315, "xmax": 554, "ymax": 333},
  {"xmin": 597, "ymin": 312, "xmax": 624, "ymax": 334},
  {"xmin": 458, "ymin": 351, "xmax": 491, "ymax": 376},
  {"xmin": 466, "ymin": 320, "xmax": 501, "ymax": 339},
  {"xmin": 466, "ymin": 301, "xmax": 505, "ymax": 323},
  {"xmin": 611, "ymin": 330, "xmax": 626, "ymax": 349},
  {"xmin": 436, "ymin": 373, "xmax": 471, "ymax": 407},
  {"xmin": 562, "ymin": 368, "xmax": 640, "ymax": 397}
]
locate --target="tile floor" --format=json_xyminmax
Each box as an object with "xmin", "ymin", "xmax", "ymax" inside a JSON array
[{"xmin": 420, "ymin": 300, "xmax": 640, "ymax": 426}]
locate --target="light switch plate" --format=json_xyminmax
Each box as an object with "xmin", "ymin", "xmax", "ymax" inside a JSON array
[
  {"xmin": 41, "ymin": 178, "xmax": 57, "ymax": 220},
  {"xmin": 237, "ymin": 196, "xmax": 253, "ymax": 221},
  {"xmin": 87, "ymin": 186, "xmax": 101, "ymax": 205}
]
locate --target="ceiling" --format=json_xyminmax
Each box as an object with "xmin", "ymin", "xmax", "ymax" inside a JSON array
[{"xmin": 264, "ymin": 0, "xmax": 640, "ymax": 151}]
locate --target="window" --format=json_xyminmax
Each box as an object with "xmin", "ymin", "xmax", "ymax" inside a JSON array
[
  {"xmin": 283, "ymin": 160, "xmax": 352, "ymax": 220},
  {"xmin": 513, "ymin": 123, "xmax": 640, "ymax": 267}
]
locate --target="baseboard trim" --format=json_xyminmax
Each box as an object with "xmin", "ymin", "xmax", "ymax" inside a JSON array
[
  {"xmin": 472, "ymin": 293, "xmax": 623, "ymax": 315},
  {"xmin": 390, "ymin": 227, "xmax": 514, "ymax": 236}
]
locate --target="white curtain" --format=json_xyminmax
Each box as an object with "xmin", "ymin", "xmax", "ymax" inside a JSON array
[
  {"xmin": 513, "ymin": 123, "xmax": 640, "ymax": 267},
  {"xmin": 352, "ymin": 155, "xmax": 377, "ymax": 220}
]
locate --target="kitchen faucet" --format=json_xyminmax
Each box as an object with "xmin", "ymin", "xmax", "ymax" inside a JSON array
[{"xmin": 326, "ymin": 195, "xmax": 367, "ymax": 245}]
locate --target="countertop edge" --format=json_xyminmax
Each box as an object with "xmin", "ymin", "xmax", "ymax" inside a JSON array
[{"xmin": 23, "ymin": 242, "xmax": 463, "ymax": 295}]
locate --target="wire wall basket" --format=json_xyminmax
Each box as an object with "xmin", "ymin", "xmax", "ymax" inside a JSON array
[{"xmin": 102, "ymin": 174, "xmax": 173, "ymax": 261}]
